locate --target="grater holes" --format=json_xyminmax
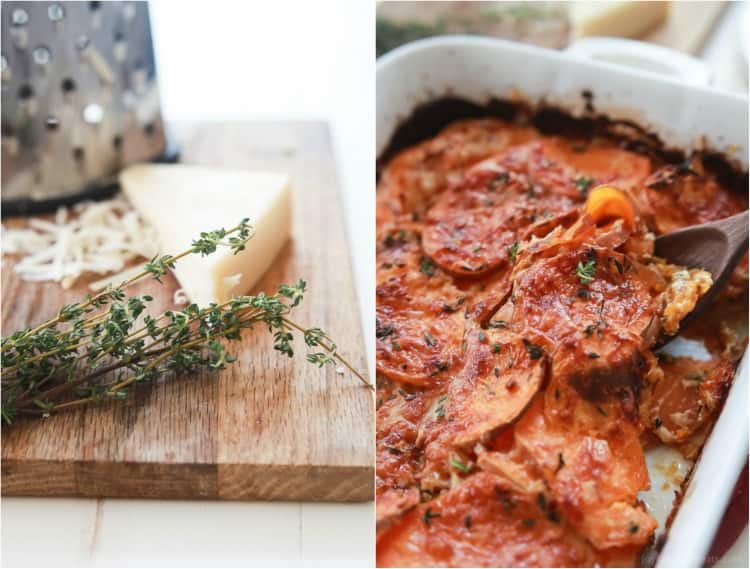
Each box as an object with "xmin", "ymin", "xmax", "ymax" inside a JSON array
[
  {"xmin": 32, "ymin": 46, "xmax": 52, "ymax": 66},
  {"xmin": 18, "ymin": 84, "xmax": 34, "ymax": 99},
  {"xmin": 113, "ymin": 135, "xmax": 123, "ymax": 150},
  {"xmin": 61, "ymin": 77, "xmax": 76, "ymax": 93},
  {"xmin": 48, "ymin": 3, "xmax": 65, "ymax": 22},
  {"xmin": 11, "ymin": 9, "xmax": 29, "ymax": 26},
  {"xmin": 143, "ymin": 123, "xmax": 156, "ymax": 137},
  {"xmin": 72, "ymin": 147, "xmax": 85, "ymax": 161},
  {"xmin": 75, "ymin": 35, "xmax": 90, "ymax": 51}
]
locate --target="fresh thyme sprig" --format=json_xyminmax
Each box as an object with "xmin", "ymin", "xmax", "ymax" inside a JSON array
[{"xmin": 1, "ymin": 219, "xmax": 371, "ymax": 424}]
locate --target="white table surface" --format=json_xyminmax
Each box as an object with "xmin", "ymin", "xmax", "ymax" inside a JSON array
[{"xmin": 2, "ymin": 1, "xmax": 747, "ymax": 567}]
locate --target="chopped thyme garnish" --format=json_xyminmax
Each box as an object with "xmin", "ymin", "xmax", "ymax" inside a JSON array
[
  {"xmin": 554, "ymin": 388, "xmax": 560, "ymax": 400},
  {"xmin": 576, "ymin": 259, "xmax": 597, "ymax": 285},
  {"xmin": 478, "ymin": 331, "xmax": 486, "ymax": 343},
  {"xmin": 492, "ymin": 343, "xmax": 501, "ymax": 354},
  {"xmin": 450, "ymin": 457, "xmax": 472, "ymax": 474},
  {"xmin": 508, "ymin": 241, "xmax": 520, "ymax": 264},
  {"xmin": 376, "ymin": 322, "xmax": 394, "ymax": 339},
  {"xmin": 424, "ymin": 332, "xmax": 436, "ymax": 347},
  {"xmin": 654, "ymin": 417, "xmax": 662, "ymax": 428},
  {"xmin": 587, "ymin": 352, "xmax": 600, "ymax": 359},
  {"xmin": 629, "ymin": 522, "xmax": 639, "ymax": 534},
  {"xmin": 383, "ymin": 234, "xmax": 396, "ymax": 247},
  {"xmin": 522, "ymin": 518, "xmax": 536, "ymax": 528},
  {"xmin": 391, "ymin": 340, "xmax": 402, "ymax": 351},
  {"xmin": 596, "ymin": 405, "xmax": 608, "ymax": 416},
  {"xmin": 523, "ymin": 339, "xmax": 544, "ymax": 360},
  {"xmin": 464, "ymin": 515, "xmax": 472, "ymax": 529},
  {"xmin": 494, "ymin": 367, "xmax": 500, "ymax": 377},
  {"xmin": 422, "ymin": 507, "xmax": 441, "ymax": 527},
  {"xmin": 435, "ymin": 395, "xmax": 447, "ymax": 418},
  {"xmin": 420, "ymin": 257, "xmax": 436, "ymax": 277},
  {"xmin": 573, "ymin": 176, "xmax": 595, "ymax": 196}
]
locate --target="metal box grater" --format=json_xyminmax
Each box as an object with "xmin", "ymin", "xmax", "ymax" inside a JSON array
[{"xmin": 1, "ymin": 1, "xmax": 175, "ymax": 215}]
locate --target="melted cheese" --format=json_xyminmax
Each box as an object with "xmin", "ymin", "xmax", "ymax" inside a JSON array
[{"xmin": 119, "ymin": 164, "xmax": 292, "ymax": 306}]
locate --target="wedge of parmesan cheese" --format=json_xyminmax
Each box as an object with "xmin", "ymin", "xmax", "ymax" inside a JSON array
[
  {"xmin": 570, "ymin": 1, "xmax": 669, "ymax": 39},
  {"xmin": 119, "ymin": 164, "xmax": 292, "ymax": 306}
]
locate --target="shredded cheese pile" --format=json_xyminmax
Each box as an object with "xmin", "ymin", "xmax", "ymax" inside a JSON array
[{"xmin": 2, "ymin": 197, "xmax": 160, "ymax": 289}]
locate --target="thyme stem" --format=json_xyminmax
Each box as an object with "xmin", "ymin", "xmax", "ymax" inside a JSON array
[{"xmin": 1, "ymin": 219, "xmax": 369, "ymax": 423}]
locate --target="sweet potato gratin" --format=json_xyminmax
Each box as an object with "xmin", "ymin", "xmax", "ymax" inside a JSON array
[{"xmin": 375, "ymin": 116, "xmax": 748, "ymax": 567}]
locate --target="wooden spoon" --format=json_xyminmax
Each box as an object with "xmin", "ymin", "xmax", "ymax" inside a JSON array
[{"xmin": 654, "ymin": 210, "xmax": 749, "ymax": 334}]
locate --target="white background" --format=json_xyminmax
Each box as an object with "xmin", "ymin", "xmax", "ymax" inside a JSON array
[{"xmin": 2, "ymin": 0, "xmax": 747, "ymax": 567}]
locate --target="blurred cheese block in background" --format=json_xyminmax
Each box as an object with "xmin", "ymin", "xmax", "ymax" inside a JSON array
[
  {"xmin": 120, "ymin": 164, "xmax": 292, "ymax": 306},
  {"xmin": 571, "ymin": 1, "xmax": 670, "ymax": 39}
]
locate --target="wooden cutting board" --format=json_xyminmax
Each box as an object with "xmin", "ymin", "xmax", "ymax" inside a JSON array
[{"xmin": 1, "ymin": 121, "xmax": 374, "ymax": 502}]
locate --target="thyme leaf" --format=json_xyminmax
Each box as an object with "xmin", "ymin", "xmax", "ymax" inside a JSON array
[
  {"xmin": 1, "ymin": 220, "xmax": 370, "ymax": 423},
  {"xmin": 576, "ymin": 259, "xmax": 597, "ymax": 285}
]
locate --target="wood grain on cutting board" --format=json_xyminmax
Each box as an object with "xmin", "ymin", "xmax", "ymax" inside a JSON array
[{"xmin": 1, "ymin": 122, "xmax": 374, "ymax": 502}]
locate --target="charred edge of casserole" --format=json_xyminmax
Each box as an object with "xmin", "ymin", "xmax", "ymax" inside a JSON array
[{"xmin": 377, "ymin": 96, "xmax": 748, "ymax": 193}]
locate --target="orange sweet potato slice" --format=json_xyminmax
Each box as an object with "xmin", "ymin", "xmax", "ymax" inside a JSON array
[
  {"xmin": 376, "ymin": 225, "xmax": 466, "ymax": 385},
  {"xmin": 377, "ymin": 472, "xmax": 603, "ymax": 568}
]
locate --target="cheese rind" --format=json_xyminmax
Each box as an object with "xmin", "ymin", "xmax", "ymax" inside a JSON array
[
  {"xmin": 120, "ymin": 164, "xmax": 292, "ymax": 306},
  {"xmin": 570, "ymin": 1, "xmax": 669, "ymax": 39}
]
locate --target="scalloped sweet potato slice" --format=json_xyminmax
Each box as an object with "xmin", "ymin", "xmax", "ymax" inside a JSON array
[
  {"xmin": 377, "ymin": 472, "xmax": 603, "ymax": 568},
  {"xmin": 514, "ymin": 394, "xmax": 656, "ymax": 551},
  {"xmin": 377, "ymin": 388, "xmax": 434, "ymax": 532},
  {"xmin": 376, "ymin": 225, "xmax": 466, "ymax": 385},
  {"xmin": 644, "ymin": 166, "xmax": 747, "ymax": 234},
  {"xmin": 415, "ymin": 329, "xmax": 545, "ymax": 491},
  {"xmin": 541, "ymin": 137, "xmax": 652, "ymax": 193},
  {"xmin": 422, "ymin": 141, "xmax": 585, "ymax": 277},
  {"xmin": 444, "ymin": 329, "xmax": 546, "ymax": 447},
  {"xmin": 506, "ymin": 244, "xmax": 657, "ymax": 349},
  {"xmin": 377, "ymin": 119, "xmax": 538, "ymax": 219},
  {"xmin": 422, "ymin": 204, "xmax": 527, "ymax": 276},
  {"xmin": 640, "ymin": 354, "xmax": 735, "ymax": 445}
]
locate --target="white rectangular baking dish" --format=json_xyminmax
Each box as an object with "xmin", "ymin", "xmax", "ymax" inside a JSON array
[{"xmin": 376, "ymin": 36, "xmax": 748, "ymax": 568}]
